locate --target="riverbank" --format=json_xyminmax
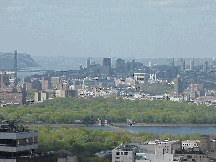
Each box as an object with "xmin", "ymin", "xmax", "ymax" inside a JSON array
[
  {"xmin": 113, "ymin": 123, "xmax": 216, "ymax": 127},
  {"xmin": 23, "ymin": 123, "xmax": 216, "ymax": 136},
  {"xmin": 24, "ymin": 123, "xmax": 216, "ymax": 129}
]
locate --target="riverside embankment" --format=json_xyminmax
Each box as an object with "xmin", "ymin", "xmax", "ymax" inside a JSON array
[{"xmin": 24, "ymin": 123, "xmax": 216, "ymax": 129}]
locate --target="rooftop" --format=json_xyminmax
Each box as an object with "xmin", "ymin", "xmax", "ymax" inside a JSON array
[{"xmin": 0, "ymin": 120, "xmax": 27, "ymax": 133}]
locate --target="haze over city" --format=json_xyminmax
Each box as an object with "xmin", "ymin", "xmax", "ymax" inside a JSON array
[
  {"xmin": 2, "ymin": 1, "xmax": 216, "ymax": 161},
  {"xmin": 1, "ymin": 0, "xmax": 216, "ymax": 58}
]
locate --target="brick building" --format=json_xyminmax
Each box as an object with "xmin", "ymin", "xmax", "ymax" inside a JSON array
[{"xmin": 0, "ymin": 91, "xmax": 26, "ymax": 105}]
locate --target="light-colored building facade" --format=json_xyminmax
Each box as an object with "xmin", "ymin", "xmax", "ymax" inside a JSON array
[
  {"xmin": 34, "ymin": 91, "xmax": 48, "ymax": 102},
  {"xmin": 54, "ymin": 89, "xmax": 76, "ymax": 98},
  {"xmin": 51, "ymin": 77, "xmax": 60, "ymax": 88},
  {"xmin": 112, "ymin": 144, "xmax": 138, "ymax": 162},
  {"xmin": 58, "ymin": 156, "xmax": 78, "ymax": 162},
  {"xmin": 41, "ymin": 79, "xmax": 48, "ymax": 91},
  {"xmin": 182, "ymin": 140, "xmax": 200, "ymax": 150}
]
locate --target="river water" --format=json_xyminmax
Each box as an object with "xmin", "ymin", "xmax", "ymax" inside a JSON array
[{"xmin": 88, "ymin": 126, "xmax": 216, "ymax": 136}]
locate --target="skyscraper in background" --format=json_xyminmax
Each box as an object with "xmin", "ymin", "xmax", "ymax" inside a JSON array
[
  {"xmin": 149, "ymin": 61, "xmax": 152, "ymax": 67},
  {"xmin": 180, "ymin": 58, "xmax": 185, "ymax": 71},
  {"xmin": 116, "ymin": 58, "xmax": 126, "ymax": 73},
  {"xmin": 203, "ymin": 59, "xmax": 208, "ymax": 72},
  {"xmin": 14, "ymin": 50, "xmax": 18, "ymax": 86},
  {"xmin": 173, "ymin": 74, "xmax": 183, "ymax": 97},
  {"xmin": 87, "ymin": 57, "xmax": 90, "ymax": 69},
  {"xmin": 103, "ymin": 58, "xmax": 111, "ymax": 67},
  {"xmin": 172, "ymin": 58, "xmax": 174, "ymax": 67},
  {"xmin": 190, "ymin": 58, "xmax": 194, "ymax": 71}
]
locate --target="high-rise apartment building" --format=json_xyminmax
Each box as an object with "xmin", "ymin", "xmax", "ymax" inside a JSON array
[
  {"xmin": 173, "ymin": 74, "xmax": 183, "ymax": 97},
  {"xmin": 51, "ymin": 77, "xmax": 60, "ymax": 88},
  {"xmin": 41, "ymin": 79, "xmax": 48, "ymax": 91}
]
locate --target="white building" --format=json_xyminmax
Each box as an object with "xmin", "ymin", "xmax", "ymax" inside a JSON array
[
  {"xmin": 112, "ymin": 144, "xmax": 138, "ymax": 162},
  {"xmin": 182, "ymin": 140, "xmax": 200, "ymax": 150}
]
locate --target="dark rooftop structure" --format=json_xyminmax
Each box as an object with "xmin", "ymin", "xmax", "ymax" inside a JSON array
[{"xmin": 0, "ymin": 120, "xmax": 55, "ymax": 162}]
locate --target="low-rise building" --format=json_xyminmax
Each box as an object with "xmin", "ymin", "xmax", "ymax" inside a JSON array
[
  {"xmin": 126, "ymin": 140, "xmax": 182, "ymax": 162},
  {"xmin": 178, "ymin": 154, "xmax": 210, "ymax": 162},
  {"xmin": 112, "ymin": 144, "xmax": 138, "ymax": 162},
  {"xmin": 58, "ymin": 156, "xmax": 78, "ymax": 162},
  {"xmin": 54, "ymin": 89, "xmax": 77, "ymax": 98},
  {"xmin": 182, "ymin": 140, "xmax": 200, "ymax": 150},
  {"xmin": 133, "ymin": 73, "xmax": 148, "ymax": 84}
]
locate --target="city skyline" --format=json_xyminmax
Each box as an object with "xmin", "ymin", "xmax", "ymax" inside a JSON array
[{"xmin": 0, "ymin": 0, "xmax": 215, "ymax": 58}]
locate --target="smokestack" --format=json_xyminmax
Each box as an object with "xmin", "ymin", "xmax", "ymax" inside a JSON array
[{"xmin": 14, "ymin": 50, "xmax": 17, "ymax": 86}]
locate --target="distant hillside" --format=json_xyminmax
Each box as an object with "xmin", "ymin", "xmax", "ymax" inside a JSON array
[{"xmin": 0, "ymin": 52, "xmax": 41, "ymax": 70}]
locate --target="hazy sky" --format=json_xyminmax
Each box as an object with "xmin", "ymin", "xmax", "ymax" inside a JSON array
[{"xmin": 0, "ymin": 0, "xmax": 215, "ymax": 58}]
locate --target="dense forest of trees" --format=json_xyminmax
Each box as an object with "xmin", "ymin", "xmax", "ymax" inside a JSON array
[
  {"xmin": 0, "ymin": 97, "xmax": 216, "ymax": 124},
  {"xmin": 0, "ymin": 96, "xmax": 211, "ymax": 161},
  {"xmin": 37, "ymin": 125, "xmax": 202, "ymax": 162}
]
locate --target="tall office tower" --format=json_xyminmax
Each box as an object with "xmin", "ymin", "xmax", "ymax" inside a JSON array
[
  {"xmin": 168, "ymin": 58, "xmax": 174, "ymax": 67},
  {"xmin": 203, "ymin": 59, "xmax": 208, "ymax": 72},
  {"xmin": 190, "ymin": 58, "xmax": 194, "ymax": 71},
  {"xmin": 14, "ymin": 50, "xmax": 18, "ymax": 86},
  {"xmin": 116, "ymin": 58, "xmax": 125, "ymax": 73},
  {"xmin": 180, "ymin": 58, "xmax": 185, "ymax": 71},
  {"xmin": 172, "ymin": 57, "xmax": 174, "ymax": 67},
  {"xmin": 103, "ymin": 58, "xmax": 111, "ymax": 67},
  {"xmin": 87, "ymin": 57, "xmax": 90, "ymax": 69}
]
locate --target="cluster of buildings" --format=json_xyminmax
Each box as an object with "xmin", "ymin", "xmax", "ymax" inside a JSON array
[
  {"xmin": 2, "ymin": 52, "xmax": 216, "ymax": 161},
  {"xmin": 0, "ymin": 70, "xmax": 78, "ymax": 106},
  {"xmin": 0, "ymin": 51, "xmax": 77, "ymax": 106},
  {"xmin": 0, "ymin": 58, "xmax": 26, "ymax": 106},
  {"xmin": 2, "ymin": 52, "xmax": 216, "ymax": 107},
  {"xmin": 30, "ymin": 76, "xmax": 76, "ymax": 102},
  {"xmin": 75, "ymin": 57, "xmax": 216, "ymax": 106},
  {"xmin": 110, "ymin": 135, "xmax": 216, "ymax": 162}
]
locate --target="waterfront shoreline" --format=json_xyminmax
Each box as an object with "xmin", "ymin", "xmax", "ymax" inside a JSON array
[
  {"xmin": 113, "ymin": 123, "xmax": 216, "ymax": 127},
  {"xmin": 24, "ymin": 123, "xmax": 216, "ymax": 128}
]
